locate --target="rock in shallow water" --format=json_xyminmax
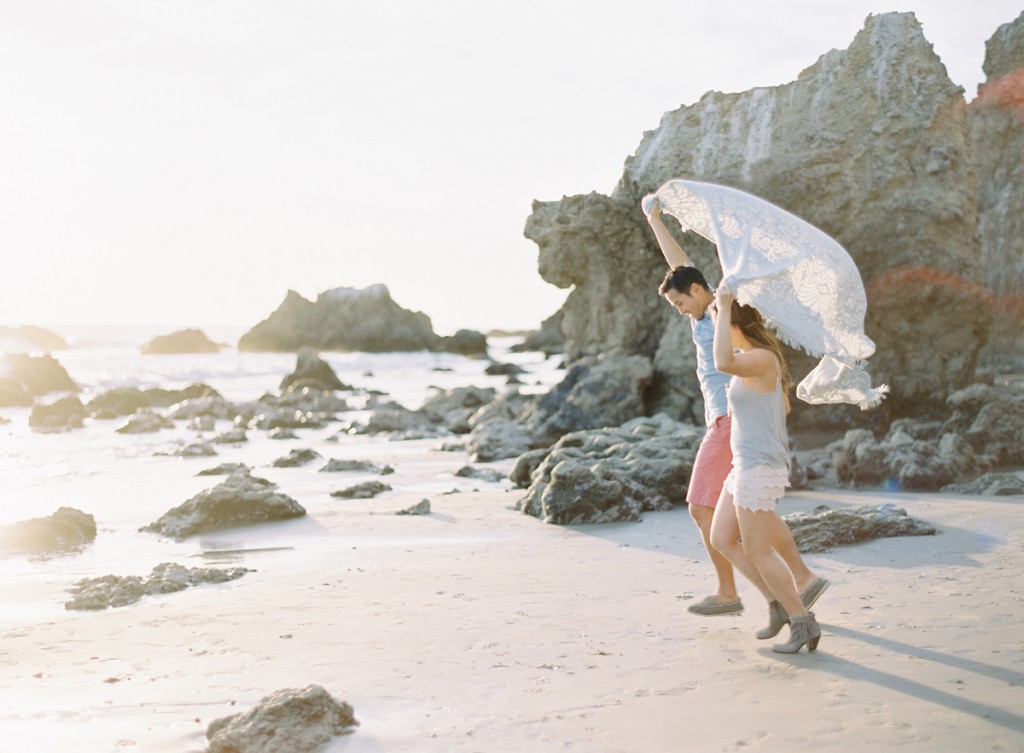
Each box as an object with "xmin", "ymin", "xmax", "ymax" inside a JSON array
[
  {"xmin": 156, "ymin": 441, "xmax": 218, "ymax": 458},
  {"xmin": 116, "ymin": 410, "xmax": 175, "ymax": 434},
  {"xmin": 28, "ymin": 395, "xmax": 86, "ymax": 432},
  {"xmin": 279, "ymin": 347, "xmax": 352, "ymax": 392},
  {"xmin": 0, "ymin": 507, "xmax": 96, "ymax": 555},
  {"xmin": 140, "ymin": 328, "xmax": 222, "ymax": 355},
  {"xmin": 65, "ymin": 562, "xmax": 250, "ymax": 610},
  {"xmin": 3, "ymin": 353, "xmax": 78, "ymax": 396},
  {"xmin": 141, "ymin": 471, "xmax": 305, "ymax": 538}
]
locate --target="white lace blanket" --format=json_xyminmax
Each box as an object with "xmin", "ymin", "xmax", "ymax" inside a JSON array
[{"xmin": 650, "ymin": 179, "xmax": 888, "ymax": 409}]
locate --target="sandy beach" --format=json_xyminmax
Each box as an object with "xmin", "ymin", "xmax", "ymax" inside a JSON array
[{"xmin": 2, "ymin": 438, "xmax": 1021, "ymax": 753}]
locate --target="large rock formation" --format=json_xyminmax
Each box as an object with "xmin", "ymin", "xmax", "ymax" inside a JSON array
[
  {"xmin": 516, "ymin": 414, "xmax": 703, "ymax": 524},
  {"xmin": 525, "ymin": 194, "xmax": 666, "ymax": 363},
  {"xmin": 526, "ymin": 12, "xmax": 1014, "ymax": 428},
  {"xmin": 520, "ymin": 353, "xmax": 655, "ymax": 445},
  {"xmin": 970, "ymin": 11, "xmax": 1024, "ymax": 370},
  {"xmin": 796, "ymin": 381, "xmax": 1023, "ymax": 491},
  {"xmin": 239, "ymin": 285, "xmax": 487, "ymax": 355}
]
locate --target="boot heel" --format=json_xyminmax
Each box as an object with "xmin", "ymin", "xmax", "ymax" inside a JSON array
[{"xmin": 772, "ymin": 612, "xmax": 821, "ymax": 654}]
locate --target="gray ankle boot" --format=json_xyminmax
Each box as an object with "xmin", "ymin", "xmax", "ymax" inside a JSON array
[{"xmin": 756, "ymin": 600, "xmax": 789, "ymax": 640}]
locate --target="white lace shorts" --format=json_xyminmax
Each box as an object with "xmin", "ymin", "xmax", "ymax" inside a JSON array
[{"xmin": 724, "ymin": 464, "xmax": 790, "ymax": 511}]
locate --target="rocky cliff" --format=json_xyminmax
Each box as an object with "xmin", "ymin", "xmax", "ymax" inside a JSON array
[
  {"xmin": 525, "ymin": 11, "xmax": 1021, "ymax": 425},
  {"xmin": 970, "ymin": 11, "xmax": 1024, "ymax": 370}
]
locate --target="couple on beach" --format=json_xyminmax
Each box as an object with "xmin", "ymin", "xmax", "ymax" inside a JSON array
[{"xmin": 643, "ymin": 181, "xmax": 886, "ymax": 654}]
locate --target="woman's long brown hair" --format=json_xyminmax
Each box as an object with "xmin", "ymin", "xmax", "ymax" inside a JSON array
[{"xmin": 730, "ymin": 301, "xmax": 793, "ymax": 393}]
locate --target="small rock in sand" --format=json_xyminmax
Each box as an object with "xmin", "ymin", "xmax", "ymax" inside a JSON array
[
  {"xmin": 197, "ymin": 463, "xmax": 251, "ymax": 477},
  {"xmin": 454, "ymin": 465, "xmax": 505, "ymax": 483},
  {"xmin": 206, "ymin": 684, "xmax": 357, "ymax": 753},
  {"xmin": 396, "ymin": 499, "xmax": 431, "ymax": 515},
  {"xmin": 330, "ymin": 481, "xmax": 392, "ymax": 499},
  {"xmin": 272, "ymin": 448, "xmax": 322, "ymax": 467},
  {"xmin": 320, "ymin": 458, "xmax": 394, "ymax": 474}
]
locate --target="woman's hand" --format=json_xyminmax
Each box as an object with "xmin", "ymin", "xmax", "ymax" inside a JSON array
[
  {"xmin": 715, "ymin": 282, "xmax": 734, "ymax": 310},
  {"xmin": 641, "ymin": 193, "xmax": 660, "ymax": 218}
]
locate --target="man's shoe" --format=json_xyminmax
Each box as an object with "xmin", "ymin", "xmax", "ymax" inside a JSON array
[
  {"xmin": 801, "ymin": 578, "xmax": 830, "ymax": 610},
  {"xmin": 687, "ymin": 595, "xmax": 743, "ymax": 616}
]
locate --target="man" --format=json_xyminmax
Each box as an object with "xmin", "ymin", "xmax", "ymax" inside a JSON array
[{"xmin": 646, "ymin": 200, "xmax": 828, "ymax": 622}]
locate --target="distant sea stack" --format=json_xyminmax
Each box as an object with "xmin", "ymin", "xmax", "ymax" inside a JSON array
[
  {"xmin": 141, "ymin": 328, "xmax": 223, "ymax": 355},
  {"xmin": 238, "ymin": 285, "xmax": 487, "ymax": 355},
  {"xmin": 0, "ymin": 325, "xmax": 68, "ymax": 353}
]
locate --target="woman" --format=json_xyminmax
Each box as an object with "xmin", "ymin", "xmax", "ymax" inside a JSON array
[{"xmin": 709, "ymin": 284, "xmax": 821, "ymax": 654}]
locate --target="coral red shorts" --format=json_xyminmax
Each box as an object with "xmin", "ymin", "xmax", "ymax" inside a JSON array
[{"xmin": 686, "ymin": 414, "xmax": 733, "ymax": 508}]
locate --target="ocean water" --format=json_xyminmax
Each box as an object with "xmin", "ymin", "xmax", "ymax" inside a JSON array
[{"xmin": 0, "ymin": 326, "xmax": 564, "ymax": 626}]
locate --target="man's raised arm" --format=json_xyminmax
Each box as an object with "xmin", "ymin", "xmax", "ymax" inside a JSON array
[{"xmin": 644, "ymin": 199, "xmax": 691, "ymax": 269}]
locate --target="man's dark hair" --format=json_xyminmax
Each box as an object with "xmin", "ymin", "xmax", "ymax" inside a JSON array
[{"xmin": 658, "ymin": 265, "xmax": 710, "ymax": 296}]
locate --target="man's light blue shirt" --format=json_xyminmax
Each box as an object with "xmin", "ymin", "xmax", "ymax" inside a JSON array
[{"xmin": 691, "ymin": 313, "xmax": 730, "ymax": 427}]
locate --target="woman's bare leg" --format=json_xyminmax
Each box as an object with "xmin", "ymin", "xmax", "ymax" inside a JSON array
[
  {"xmin": 735, "ymin": 507, "xmax": 807, "ymax": 617},
  {"xmin": 769, "ymin": 514, "xmax": 818, "ymax": 594},
  {"xmin": 709, "ymin": 489, "xmax": 773, "ymax": 601}
]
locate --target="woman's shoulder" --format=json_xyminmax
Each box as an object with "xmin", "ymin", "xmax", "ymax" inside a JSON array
[{"xmin": 744, "ymin": 347, "xmax": 780, "ymax": 373}]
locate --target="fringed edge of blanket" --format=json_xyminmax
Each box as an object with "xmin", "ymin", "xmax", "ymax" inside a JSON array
[{"xmin": 858, "ymin": 383, "xmax": 890, "ymax": 410}]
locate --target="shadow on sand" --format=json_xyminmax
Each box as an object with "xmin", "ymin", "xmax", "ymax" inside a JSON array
[{"xmin": 769, "ymin": 623, "xmax": 1024, "ymax": 734}]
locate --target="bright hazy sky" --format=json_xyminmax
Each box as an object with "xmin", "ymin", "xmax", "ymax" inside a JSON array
[{"xmin": 1, "ymin": 1, "xmax": 1019, "ymax": 336}]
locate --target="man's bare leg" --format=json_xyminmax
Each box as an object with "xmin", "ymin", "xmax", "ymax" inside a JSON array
[{"xmin": 690, "ymin": 503, "xmax": 739, "ymax": 603}]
